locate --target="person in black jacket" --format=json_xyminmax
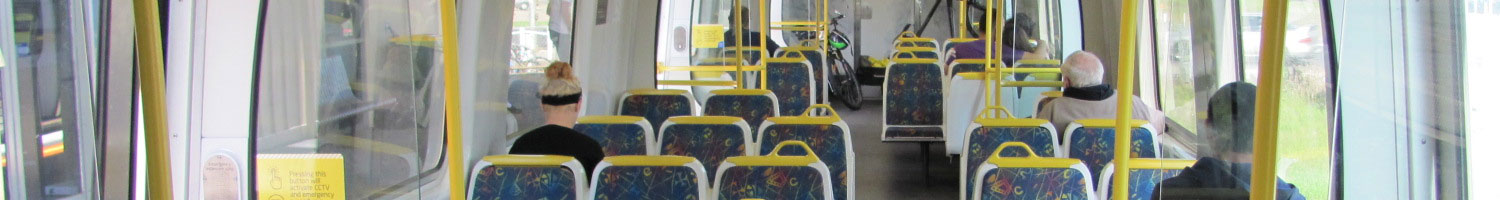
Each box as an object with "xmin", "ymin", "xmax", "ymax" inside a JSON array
[
  {"xmin": 1154, "ymin": 82, "xmax": 1307, "ymax": 200},
  {"xmin": 508, "ymin": 62, "xmax": 605, "ymax": 178},
  {"xmin": 722, "ymin": 6, "xmax": 781, "ymax": 62}
]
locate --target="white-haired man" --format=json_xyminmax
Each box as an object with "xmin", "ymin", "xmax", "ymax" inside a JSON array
[{"xmin": 1036, "ymin": 51, "xmax": 1167, "ymax": 138}]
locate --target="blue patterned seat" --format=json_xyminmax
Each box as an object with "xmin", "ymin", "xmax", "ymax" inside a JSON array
[
  {"xmin": 757, "ymin": 105, "xmax": 855, "ymax": 200},
  {"xmin": 1095, "ymin": 159, "xmax": 1195, "ymax": 200},
  {"xmin": 970, "ymin": 142, "xmax": 1096, "ymax": 200},
  {"xmin": 575, "ymin": 116, "xmax": 656, "ymax": 156},
  {"xmin": 618, "ymin": 89, "xmax": 700, "ymax": 137},
  {"xmin": 1061, "ymin": 119, "xmax": 1162, "ymax": 189},
  {"xmin": 589, "ymin": 156, "xmax": 710, "ymax": 200},
  {"xmin": 657, "ymin": 116, "xmax": 753, "ymax": 184},
  {"xmin": 468, "ymin": 155, "xmax": 587, "ymax": 199},
  {"xmin": 959, "ymin": 118, "xmax": 1058, "ymax": 200},
  {"xmin": 765, "ymin": 57, "xmax": 816, "ymax": 116},
  {"xmin": 893, "ymin": 38, "xmax": 939, "ymax": 48},
  {"xmin": 703, "ymin": 89, "xmax": 780, "ymax": 142},
  {"xmin": 776, "ymin": 46, "xmax": 829, "ymax": 104},
  {"xmin": 715, "ymin": 141, "xmax": 835, "ymax": 200},
  {"xmin": 892, "ymin": 47, "xmax": 942, "ymax": 60},
  {"xmin": 883, "ymin": 58, "xmax": 947, "ymax": 142}
]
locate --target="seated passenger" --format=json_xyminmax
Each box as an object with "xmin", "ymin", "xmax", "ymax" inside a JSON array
[
  {"xmin": 946, "ymin": 13, "xmax": 1052, "ymax": 66},
  {"xmin": 1036, "ymin": 51, "xmax": 1167, "ymax": 135},
  {"xmin": 1153, "ymin": 82, "xmax": 1307, "ymax": 200},
  {"xmin": 722, "ymin": 6, "xmax": 781, "ymax": 62},
  {"xmin": 505, "ymin": 62, "xmax": 605, "ymax": 178}
]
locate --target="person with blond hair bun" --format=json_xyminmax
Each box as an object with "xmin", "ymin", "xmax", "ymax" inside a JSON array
[{"xmin": 507, "ymin": 62, "xmax": 604, "ymax": 177}]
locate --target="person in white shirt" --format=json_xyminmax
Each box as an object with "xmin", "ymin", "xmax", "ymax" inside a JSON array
[{"xmin": 548, "ymin": 0, "xmax": 573, "ymax": 61}]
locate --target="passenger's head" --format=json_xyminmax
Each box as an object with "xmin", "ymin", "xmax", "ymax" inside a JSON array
[
  {"xmin": 541, "ymin": 62, "xmax": 583, "ymax": 123},
  {"xmin": 1001, "ymin": 14, "xmax": 1039, "ymax": 51},
  {"xmin": 727, "ymin": 6, "xmax": 751, "ymax": 29},
  {"xmin": 1206, "ymin": 82, "xmax": 1257, "ymax": 158},
  {"xmin": 1060, "ymin": 51, "xmax": 1105, "ymax": 88}
]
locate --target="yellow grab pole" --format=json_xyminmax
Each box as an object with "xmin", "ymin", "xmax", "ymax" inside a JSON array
[
  {"xmin": 755, "ymin": 0, "xmax": 767, "ymax": 89},
  {"xmin": 982, "ymin": 0, "xmax": 993, "ymax": 112},
  {"xmin": 131, "ymin": 0, "xmax": 172, "ymax": 199},
  {"xmin": 958, "ymin": 0, "xmax": 967, "ymax": 38},
  {"xmin": 1250, "ymin": 0, "xmax": 1289, "ymax": 199},
  {"xmin": 1112, "ymin": 0, "xmax": 1141, "ymax": 199},
  {"xmin": 439, "ymin": 0, "xmax": 467, "ymax": 199}
]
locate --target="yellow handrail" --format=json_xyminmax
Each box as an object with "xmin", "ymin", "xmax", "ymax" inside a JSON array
[
  {"xmin": 1112, "ymin": 0, "xmax": 1142, "ymax": 199},
  {"xmin": 657, "ymin": 80, "xmax": 740, "ymax": 87},
  {"xmin": 1251, "ymin": 0, "xmax": 1290, "ymax": 199},
  {"xmin": 439, "ymin": 0, "xmax": 467, "ymax": 199},
  {"xmin": 657, "ymin": 65, "xmax": 766, "ymax": 73},
  {"xmin": 132, "ymin": 0, "xmax": 172, "ymax": 199}
]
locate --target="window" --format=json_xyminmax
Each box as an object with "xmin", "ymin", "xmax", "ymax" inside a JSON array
[
  {"xmin": 1152, "ymin": 0, "xmax": 1198, "ymax": 134},
  {"xmin": 255, "ymin": 1, "xmax": 446, "ymax": 198},
  {"xmin": 3, "ymin": 0, "xmax": 101, "ymax": 198},
  {"xmin": 509, "ymin": 0, "xmax": 574, "ymax": 75},
  {"xmin": 1239, "ymin": 0, "xmax": 1333, "ymax": 199}
]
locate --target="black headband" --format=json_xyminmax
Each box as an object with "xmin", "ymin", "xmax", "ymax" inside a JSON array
[{"xmin": 541, "ymin": 93, "xmax": 583, "ymax": 106}]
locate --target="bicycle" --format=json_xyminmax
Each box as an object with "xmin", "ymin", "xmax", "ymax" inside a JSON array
[{"xmin": 825, "ymin": 12, "xmax": 863, "ymax": 110}]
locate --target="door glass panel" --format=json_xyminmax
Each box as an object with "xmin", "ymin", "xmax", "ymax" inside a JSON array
[
  {"xmin": 7, "ymin": 0, "xmax": 97, "ymax": 198},
  {"xmin": 254, "ymin": 0, "xmax": 445, "ymax": 199},
  {"xmin": 1239, "ymin": 0, "xmax": 1332, "ymax": 199}
]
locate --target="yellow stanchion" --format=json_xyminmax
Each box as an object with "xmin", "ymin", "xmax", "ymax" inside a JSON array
[
  {"xmin": 132, "ymin": 0, "xmax": 172, "ymax": 199},
  {"xmin": 1251, "ymin": 0, "xmax": 1290, "ymax": 199},
  {"xmin": 439, "ymin": 0, "xmax": 466, "ymax": 199},
  {"xmin": 1112, "ymin": 0, "xmax": 1142, "ymax": 199}
]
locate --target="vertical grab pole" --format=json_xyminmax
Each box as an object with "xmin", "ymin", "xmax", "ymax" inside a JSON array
[
  {"xmin": 734, "ymin": 0, "xmax": 746, "ymax": 89},
  {"xmin": 758, "ymin": 0, "xmax": 768, "ymax": 89},
  {"xmin": 131, "ymin": 0, "xmax": 172, "ymax": 199},
  {"xmin": 983, "ymin": 0, "xmax": 995, "ymax": 116},
  {"xmin": 439, "ymin": 0, "xmax": 467, "ymax": 199},
  {"xmin": 958, "ymin": 0, "xmax": 967, "ymax": 38},
  {"xmin": 1250, "ymin": 0, "xmax": 1289, "ymax": 199},
  {"xmin": 1111, "ymin": 0, "xmax": 1141, "ymax": 199}
]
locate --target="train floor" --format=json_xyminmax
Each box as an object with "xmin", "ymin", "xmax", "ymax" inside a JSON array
[{"xmin": 838, "ymin": 100, "xmax": 962, "ymax": 200}]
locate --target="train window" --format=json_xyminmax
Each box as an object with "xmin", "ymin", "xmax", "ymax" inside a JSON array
[
  {"xmin": 3, "ymin": 0, "xmax": 101, "ymax": 198},
  {"xmin": 509, "ymin": 0, "xmax": 574, "ymax": 75},
  {"xmin": 254, "ymin": 0, "xmax": 446, "ymax": 198},
  {"xmin": 1152, "ymin": 0, "xmax": 1200, "ymax": 134},
  {"xmin": 1238, "ymin": 0, "xmax": 1333, "ymax": 199}
]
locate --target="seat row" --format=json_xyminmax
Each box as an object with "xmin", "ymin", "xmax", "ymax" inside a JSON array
[
  {"xmin": 964, "ymin": 141, "xmax": 1194, "ymax": 200},
  {"xmin": 958, "ymin": 117, "xmax": 1199, "ymax": 199},
  {"xmin": 470, "ymin": 141, "xmax": 837, "ymax": 200},
  {"xmin": 568, "ymin": 103, "xmax": 854, "ymax": 199}
]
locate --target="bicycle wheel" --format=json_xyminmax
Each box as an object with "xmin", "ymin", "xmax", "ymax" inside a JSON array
[{"xmin": 832, "ymin": 59, "xmax": 863, "ymax": 110}]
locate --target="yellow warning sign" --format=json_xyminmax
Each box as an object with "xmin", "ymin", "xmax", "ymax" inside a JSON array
[
  {"xmin": 693, "ymin": 24, "xmax": 726, "ymax": 48},
  {"xmin": 256, "ymin": 154, "xmax": 346, "ymax": 200}
]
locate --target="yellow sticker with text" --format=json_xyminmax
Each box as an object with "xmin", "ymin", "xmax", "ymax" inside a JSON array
[
  {"xmin": 693, "ymin": 24, "xmax": 726, "ymax": 48},
  {"xmin": 256, "ymin": 154, "xmax": 346, "ymax": 200}
]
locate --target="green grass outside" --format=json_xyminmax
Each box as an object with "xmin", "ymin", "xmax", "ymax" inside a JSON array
[{"xmin": 1275, "ymin": 81, "xmax": 1331, "ymax": 200}]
